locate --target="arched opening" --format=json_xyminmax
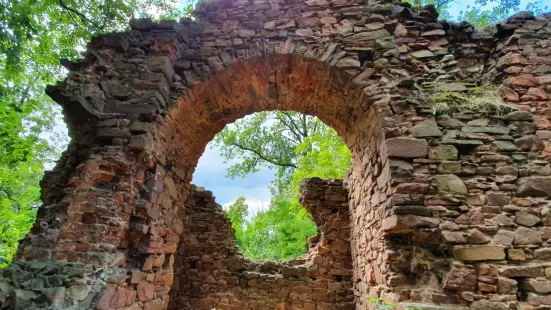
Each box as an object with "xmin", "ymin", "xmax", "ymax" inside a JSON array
[
  {"xmin": 192, "ymin": 110, "xmax": 351, "ymax": 261},
  {"xmin": 149, "ymin": 54, "xmax": 390, "ymax": 309}
]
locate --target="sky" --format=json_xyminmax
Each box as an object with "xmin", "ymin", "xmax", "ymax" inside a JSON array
[
  {"xmin": 445, "ymin": 0, "xmax": 549, "ymax": 19},
  {"xmin": 47, "ymin": 0, "xmax": 550, "ymax": 217},
  {"xmin": 193, "ymin": 143, "xmax": 274, "ymax": 215}
]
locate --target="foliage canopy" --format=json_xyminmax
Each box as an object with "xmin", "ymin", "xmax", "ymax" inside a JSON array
[
  {"xmin": 215, "ymin": 112, "xmax": 351, "ymax": 260},
  {"xmin": 0, "ymin": 0, "xmax": 190, "ymax": 267}
]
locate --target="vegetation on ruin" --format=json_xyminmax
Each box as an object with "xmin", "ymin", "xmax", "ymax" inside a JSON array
[
  {"xmin": 413, "ymin": 83, "xmax": 517, "ymax": 116},
  {"xmin": 0, "ymin": 0, "xmax": 548, "ymax": 266},
  {"xmin": 367, "ymin": 297, "xmax": 424, "ymax": 310}
]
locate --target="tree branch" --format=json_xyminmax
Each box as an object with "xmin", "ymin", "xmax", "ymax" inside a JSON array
[
  {"xmin": 275, "ymin": 113, "xmax": 303, "ymax": 144},
  {"xmin": 58, "ymin": 0, "xmax": 104, "ymax": 30},
  {"xmin": 435, "ymin": 0, "xmax": 454, "ymax": 9},
  {"xmin": 101, "ymin": 0, "xmax": 111, "ymax": 30},
  {"xmin": 282, "ymin": 133, "xmax": 300, "ymax": 145},
  {"xmin": 0, "ymin": 183, "xmax": 21, "ymax": 211},
  {"xmin": 282, "ymin": 111, "xmax": 307, "ymax": 141},
  {"xmin": 301, "ymin": 114, "xmax": 308, "ymax": 138},
  {"xmin": 230, "ymin": 142, "xmax": 297, "ymax": 168},
  {"xmin": 312, "ymin": 118, "xmax": 319, "ymax": 135},
  {"xmin": 19, "ymin": 75, "xmax": 38, "ymax": 105}
]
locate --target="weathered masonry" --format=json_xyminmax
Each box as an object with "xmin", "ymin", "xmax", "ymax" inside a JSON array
[{"xmin": 1, "ymin": 0, "xmax": 551, "ymax": 309}]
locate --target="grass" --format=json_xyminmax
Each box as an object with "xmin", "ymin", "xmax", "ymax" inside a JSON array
[
  {"xmin": 412, "ymin": 82, "xmax": 517, "ymax": 117},
  {"xmin": 367, "ymin": 297, "xmax": 424, "ymax": 310}
]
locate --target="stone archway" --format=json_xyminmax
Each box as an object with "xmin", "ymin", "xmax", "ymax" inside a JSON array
[
  {"xmin": 119, "ymin": 52, "xmax": 392, "ymax": 309},
  {"xmin": 0, "ymin": 1, "xmax": 550, "ymax": 309},
  {"xmin": 151, "ymin": 54, "xmax": 389, "ymax": 310}
]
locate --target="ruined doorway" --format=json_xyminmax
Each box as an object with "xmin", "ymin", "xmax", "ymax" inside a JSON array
[{"xmin": 155, "ymin": 54, "xmax": 391, "ymax": 309}]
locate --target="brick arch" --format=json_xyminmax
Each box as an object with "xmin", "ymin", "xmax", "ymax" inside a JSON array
[
  {"xmin": 162, "ymin": 53, "xmax": 381, "ymax": 175},
  {"xmin": 151, "ymin": 53, "xmax": 391, "ymax": 309}
]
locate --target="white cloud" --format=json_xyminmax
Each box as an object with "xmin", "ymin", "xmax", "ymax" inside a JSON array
[{"xmin": 193, "ymin": 141, "xmax": 275, "ymax": 209}]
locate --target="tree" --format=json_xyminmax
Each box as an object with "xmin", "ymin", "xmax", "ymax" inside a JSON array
[
  {"xmin": 214, "ymin": 111, "xmax": 351, "ymax": 260},
  {"xmin": 0, "ymin": 0, "xmax": 192, "ymax": 267},
  {"xmin": 225, "ymin": 196, "xmax": 249, "ymax": 246},
  {"xmin": 214, "ymin": 111, "xmax": 351, "ymax": 197},
  {"xmin": 214, "ymin": 111, "xmax": 317, "ymax": 195},
  {"xmin": 228, "ymin": 196, "xmax": 318, "ymax": 261},
  {"xmin": 403, "ymin": 0, "xmax": 549, "ymax": 26},
  {"xmin": 458, "ymin": 0, "xmax": 549, "ymax": 26}
]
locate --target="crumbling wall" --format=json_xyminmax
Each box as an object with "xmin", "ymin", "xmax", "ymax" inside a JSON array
[
  {"xmin": 168, "ymin": 179, "xmax": 353, "ymax": 309},
  {"xmin": 0, "ymin": 0, "xmax": 549, "ymax": 309}
]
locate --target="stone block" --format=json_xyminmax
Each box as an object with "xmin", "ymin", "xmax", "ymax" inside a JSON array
[
  {"xmin": 412, "ymin": 118, "xmax": 442, "ymax": 138},
  {"xmin": 411, "ymin": 50, "xmax": 435, "ymax": 59},
  {"xmin": 513, "ymin": 227, "xmax": 542, "ymax": 245},
  {"xmin": 97, "ymin": 128, "xmax": 130, "ymax": 139},
  {"xmin": 515, "ymin": 211, "xmax": 541, "ymax": 227},
  {"xmin": 382, "ymin": 214, "xmax": 440, "ymax": 232},
  {"xmin": 524, "ymin": 278, "xmax": 551, "ymax": 293},
  {"xmin": 508, "ymin": 249, "xmax": 526, "ymax": 261},
  {"xmin": 505, "ymin": 74, "xmax": 537, "ymax": 88},
  {"xmin": 434, "ymin": 174, "xmax": 468, "ymax": 196},
  {"xmin": 497, "ymin": 277, "xmax": 517, "ymax": 294},
  {"xmin": 130, "ymin": 121, "xmax": 155, "ymax": 134},
  {"xmin": 461, "ymin": 126, "xmax": 510, "ymax": 135},
  {"xmin": 503, "ymin": 111, "xmax": 533, "ymax": 121},
  {"xmin": 491, "ymin": 214, "xmax": 515, "ymax": 227},
  {"xmin": 428, "ymin": 145, "xmax": 458, "ymax": 160},
  {"xmin": 97, "ymin": 285, "xmax": 117, "ymax": 310},
  {"xmin": 147, "ymin": 56, "xmax": 174, "ymax": 83},
  {"xmin": 492, "ymin": 140, "xmax": 517, "ymax": 151},
  {"xmin": 395, "ymin": 183, "xmax": 429, "ymax": 194},
  {"xmin": 452, "ymin": 245, "xmax": 505, "ymax": 261},
  {"xmin": 129, "ymin": 133, "xmax": 155, "ymax": 152},
  {"xmin": 455, "ymin": 210, "xmax": 485, "ymax": 225},
  {"xmin": 493, "ymin": 230, "xmax": 515, "ymax": 246},
  {"xmin": 437, "ymin": 161, "xmax": 461, "ymax": 174},
  {"xmin": 466, "ymin": 229, "xmax": 490, "ymax": 244},
  {"xmin": 517, "ymin": 177, "xmax": 551, "ymax": 198},
  {"xmin": 392, "ymin": 205, "xmax": 432, "ymax": 216},
  {"xmin": 534, "ymin": 248, "xmax": 551, "ymax": 260},
  {"xmin": 441, "ymin": 231, "xmax": 466, "ymax": 244},
  {"xmin": 499, "ymin": 265, "xmax": 544, "ymax": 278},
  {"xmin": 527, "ymin": 295, "xmax": 551, "ymax": 306},
  {"xmin": 343, "ymin": 29, "xmax": 391, "ymax": 44},
  {"xmin": 486, "ymin": 191, "xmax": 510, "ymax": 206},
  {"xmin": 164, "ymin": 177, "xmax": 178, "ymax": 200},
  {"xmin": 442, "ymin": 266, "xmax": 476, "ymax": 291},
  {"xmin": 100, "ymin": 80, "xmax": 128, "ymax": 99},
  {"xmin": 470, "ymin": 300, "xmax": 507, "ymax": 310},
  {"xmin": 137, "ymin": 280, "xmax": 154, "ymax": 302},
  {"xmin": 386, "ymin": 137, "xmax": 428, "ymax": 158},
  {"xmin": 515, "ymin": 135, "xmax": 545, "ymax": 151}
]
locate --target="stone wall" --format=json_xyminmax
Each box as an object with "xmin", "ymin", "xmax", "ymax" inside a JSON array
[
  {"xmin": 0, "ymin": 0, "xmax": 550, "ymax": 309},
  {"xmin": 168, "ymin": 179, "xmax": 353, "ymax": 309}
]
